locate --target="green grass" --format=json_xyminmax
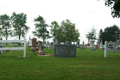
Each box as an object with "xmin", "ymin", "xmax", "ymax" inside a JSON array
[{"xmin": 0, "ymin": 46, "xmax": 120, "ymax": 80}]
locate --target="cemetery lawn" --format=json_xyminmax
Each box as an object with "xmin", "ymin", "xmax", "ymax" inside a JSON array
[{"xmin": 0, "ymin": 47, "xmax": 120, "ymax": 80}]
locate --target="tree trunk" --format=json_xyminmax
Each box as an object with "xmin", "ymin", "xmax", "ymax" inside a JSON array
[
  {"xmin": 5, "ymin": 28, "xmax": 8, "ymax": 45},
  {"xmin": 18, "ymin": 28, "xmax": 21, "ymax": 46},
  {"xmin": 6, "ymin": 36, "xmax": 8, "ymax": 45},
  {"xmin": 19, "ymin": 35, "xmax": 20, "ymax": 40},
  {"xmin": 88, "ymin": 39, "xmax": 89, "ymax": 44}
]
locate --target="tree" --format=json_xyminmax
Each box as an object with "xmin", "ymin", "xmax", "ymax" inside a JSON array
[
  {"xmin": 99, "ymin": 25, "xmax": 120, "ymax": 44},
  {"xmin": 32, "ymin": 15, "xmax": 50, "ymax": 42},
  {"xmin": 98, "ymin": 29, "xmax": 103, "ymax": 42},
  {"xmin": 50, "ymin": 21, "xmax": 59, "ymax": 37},
  {"xmin": 50, "ymin": 21, "xmax": 59, "ymax": 42},
  {"xmin": 0, "ymin": 27, "xmax": 4, "ymax": 38},
  {"xmin": 11, "ymin": 12, "xmax": 30, "ymax": 40},
  {"xmin": 0, "ymin": 14, "xmax": 12, "ymax": 45},
  {"xmin": 86, "ymin": 33, "xmax": 91, "ymax": 44},
  {"xmin": 104, "ymin": 0, "xmax": 120, "ymax": 18},
  {"xmin": 57, "ymin": 19, "xmax": 80, "ymax": 42},
  {"xmin": 86, "ymin": 28, "xmax": 96, "ymax": 43}
]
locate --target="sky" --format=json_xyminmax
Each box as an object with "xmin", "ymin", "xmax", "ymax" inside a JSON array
[{"xmin": 0, "ymin": 0, "xmax": 120, "ymax": 44}]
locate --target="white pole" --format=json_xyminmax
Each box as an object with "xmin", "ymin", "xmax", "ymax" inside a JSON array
[
  {"xmin": 23, "ymin": 37, "xmax": 26, "ymax": 57},
  {"xmin": 104, "ymin": 41, "xmax": 107, "ymax": 58}
]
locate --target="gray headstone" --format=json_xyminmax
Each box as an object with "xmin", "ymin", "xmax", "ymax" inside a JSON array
[
  {"xmin": 31, "ymin": 47, "xmax": 36, "ymax": 52},
  {"xmin": 0, "ymin": 50, "xmax": 3, "ymax": 54},
  {"xmin": 15, "ymin": 42, "xmax": 17, "ymax": 47},
  {"xmin": 54, "ymin": 45, "xmax": 76, "ymax": 57},
  {"xmin": 38, "ymin": 42, "xmax": 41, "ymax": 48},
  {"xmin": 65, "ymin": 41, "xmax": 71, "ymax": 45},
  {"xmin": 0, "ymin": 37, "xmax": 3, "ymax": 47},
  {"xmin": 55, "ymin": 36, "xmax": 58, "ymax": 44},
  {"xmin": 108, "ymin": 41, "xmax": 114, "ymax": 49},
  {"xmin": 76, "ymin": 41, "xmax": 80, "ymax": 48},
  {"xmin": 47, "ymin": 41, "xmax": 49, "ymax": 48},
  {"xmin": 10, "ymin": 43, "xmax": 12, "ymax": 47},
  {"xmin": 91, "ymin": 47, "xmax": 95, "ymax": 51},
  {"xmin": 0, "ymin": 43, "xmax": 3, "ymax": 47}
]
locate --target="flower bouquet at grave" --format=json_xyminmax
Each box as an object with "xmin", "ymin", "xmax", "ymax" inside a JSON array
[
  {"xmin": 38, "ymin": 41, "xmax": 45, "ymax": 55},
  {"xmin": 35, "ymin": 47, "xmax": 39, "ymax": 51},
  {"xmin": 38, "ymin": 49, "xmax": 45, "ymax": 55}
]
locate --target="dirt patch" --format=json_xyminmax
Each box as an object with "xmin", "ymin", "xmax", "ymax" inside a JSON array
[{"xmin": 37, "ymin": 54, "xmax": 52, "ymax": 56}]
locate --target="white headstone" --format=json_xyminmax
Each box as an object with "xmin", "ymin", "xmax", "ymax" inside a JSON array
[
  {"xmin": 28, "ymin": 39, "xmax": 32, "ymax": 47},
  {"xmin": 117, "ymin": 40, "xmax": 120, "ymax": 48},
  {"xmin": 46, "ymin": 41, "xmax": 49, "ymax": 48},
  {"xmin": 43, "ymin": 41, "xmax": 47, "ymax": 48},
  {"xmin": 90, "ymin": 39, "xmax": 95, "ymax": 50},
  {"xmin": 48, "ymin": 43, "xmax": 50, "ymax": 49},
  {"xmin": 100, "ymin": 41, "xmax": 103, "ymax": 49},
  {"xmin": 55, "ymin": 36, "xmax": 58, "ymax": 44},
  {"xmin": 90, "ymin": 39, "xmax": 95, "ymax": 48}
]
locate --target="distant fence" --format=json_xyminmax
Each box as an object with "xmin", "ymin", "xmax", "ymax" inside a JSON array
[
  {"xmin": 104, "ymin": 41, "xmax": 120, "ymax": 58},
  {"xmin": 0, "ymin": 38, "xmax": 26, "ymax": 57}
]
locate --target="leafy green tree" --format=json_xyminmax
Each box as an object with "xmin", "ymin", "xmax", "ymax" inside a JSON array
[
  {"xmin": 98, "ymin": 29, "xmax": 103, "ymax": 42},
  {"xmin": 0, "ymin": 14, "xmax": 12, "ymax": 45},
  {"xmin": 104, "ymin": 0, "xmax": 120, "ymax": 18},
  {"xmin": 50, "ymin": 21, "xmax": 59, "ymax": 37},
  {"xmin": 50, "ymin": 21, "xmax": 59, "ymax": 42},
  {"xmin": 86, "ymin": 28, "xmax": 96, "ymax": 43},
  {"xmin": 0, "ymin": 27, "xmax": 4, "ymax": 38},
  {"xmin": 57, "ymin": 19, "xmax": 80, "ymax": 42},
  {"xmin": 100, "ymin": 25, "xmax": 120, "ymax": 44},
  {"xmin": 11, "ymin": 12, "xmax": 30, "ymax": 40},
  {"xmin": 33, "ymin": 15, "xmax": 50, "ymax": 42},
  {"xmin": 86, "ymin": 33, "xmax": 91, "ymax": 44}
]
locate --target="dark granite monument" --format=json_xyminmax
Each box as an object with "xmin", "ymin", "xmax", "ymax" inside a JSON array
[
  {"xmin": 32, "ymin": 38, "xmax": 37, "ymax": 47},
  {"xmin": 54, "ymin": 44, "xmax": 76, "ymax": 57},
  {"xmin": 31, "ymin": 38, "xmax": 37, "ymax": 52}
]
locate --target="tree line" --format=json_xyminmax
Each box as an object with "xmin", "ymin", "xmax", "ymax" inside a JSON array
[
  {"xmin": 0, "ymin": 12, "xmax": 80, "ymax": 44},
  {"xmin": 99, "ymin": 25, "xmax": 120, "ymax": 44},
  {"xmin": 86, "ymin": 0, "xmax": 120, "ymax": 45},
  {"xmin": 31, "ymin": 16, "xmax": 80, "ymax": 42},
  {"xmin": 85, "ymin": 25, "xmax": 120, "ymax": 45},
  {"xmin": 0, "ymin": 12, "xmax": 29, "ymax": 41}
]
